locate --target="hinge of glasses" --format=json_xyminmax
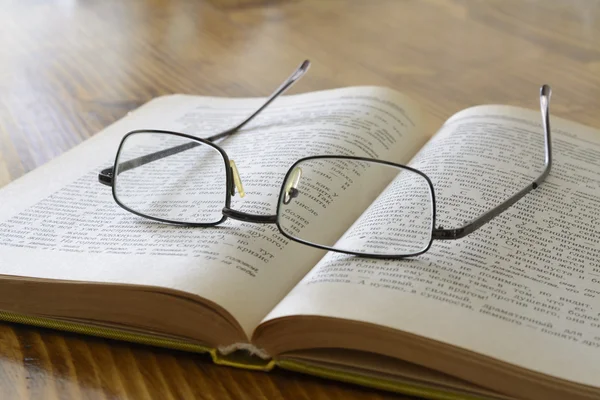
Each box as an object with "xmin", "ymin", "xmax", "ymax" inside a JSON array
[{"xmin": 98, "ymin": 168, "xmax": 113, "ymax": 186}]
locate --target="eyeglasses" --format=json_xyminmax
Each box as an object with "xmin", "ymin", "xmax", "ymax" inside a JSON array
[{"xmin": 98, "ymin": 60, "xmax": 553, "ymax": 259}]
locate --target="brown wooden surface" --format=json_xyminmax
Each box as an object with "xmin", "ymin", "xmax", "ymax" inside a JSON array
[{"xmin": 1, "ymin": 0, "xmax": 600, "ymax": 398}]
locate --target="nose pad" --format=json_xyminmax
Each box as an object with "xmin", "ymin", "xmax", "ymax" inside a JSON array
[
  {"xmin": 282, "ymin": 167, "xmax": 302, "ymax": 205},
  {"xmin": 229, "ymin": 160, "xmax": 245, "ymax": 198}
]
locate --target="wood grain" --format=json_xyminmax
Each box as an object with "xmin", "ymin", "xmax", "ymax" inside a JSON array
[{"xmin": 1, "ymin": 0, "xmax": 600, "ymax": 398}]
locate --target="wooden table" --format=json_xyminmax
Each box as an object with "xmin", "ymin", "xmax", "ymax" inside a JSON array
[{"xmin": 1, "ymin": 0, "xmax": 600, "ymax": 398}]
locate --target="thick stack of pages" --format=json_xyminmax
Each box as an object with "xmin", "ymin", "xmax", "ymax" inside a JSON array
[{"xmin": 0, "ymin": 87, "xmax": 599, "ymax": 400}]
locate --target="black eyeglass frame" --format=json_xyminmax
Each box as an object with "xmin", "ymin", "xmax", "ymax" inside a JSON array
[
  {"xmin": 98, "ymin": 60, "xmax": 553, "ymax": 259},
  {"xmin": 276, "ymin": 156, "xmax": 437, "ymax": 258}
]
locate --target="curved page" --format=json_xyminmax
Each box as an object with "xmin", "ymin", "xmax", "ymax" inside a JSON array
[
  {"xmin": 0, "ymin": 86, "xmax": 425, "ymax": 341},
  {"xmin": 260, "ymin": 105, "xmax": 600, "ymax": 389}
]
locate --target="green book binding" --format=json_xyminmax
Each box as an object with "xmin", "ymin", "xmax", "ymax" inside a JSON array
[{"xmin": 0, "ymin": 310, "xmax": 491, "ymax": 400}]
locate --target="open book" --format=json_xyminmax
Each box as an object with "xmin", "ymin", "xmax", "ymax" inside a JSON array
[{"xmin": 1, "ymin": 85, "xmax": 599, "ymax": 400}]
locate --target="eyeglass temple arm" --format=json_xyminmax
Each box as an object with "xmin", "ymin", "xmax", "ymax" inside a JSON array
[
  {"xmin": 98, "ymin": 60, "xmax": 311, "ymax": 186},
  {"xmin": 432, "ymin": 84, "xmax": 553, "ymax": 240},
  {"xmin": 205, "ymin": 60, "xmax": 310, "ymax": 142}
]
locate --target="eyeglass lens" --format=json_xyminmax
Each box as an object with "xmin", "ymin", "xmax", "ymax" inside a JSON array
[
  {"xmin": 277, "ymin": 158, "xmax": 434, "ymax": 256},
  {"xmin": 113, "ymin": 131, "xmax": 228, "ymax": 224}
]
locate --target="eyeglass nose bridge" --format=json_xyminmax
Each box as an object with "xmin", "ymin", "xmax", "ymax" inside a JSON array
[
  {"xmin": 223, "ymin": 159, "xmax": 279, "ymax": 223},
  {"xmin": 221, "ymin": 207, "xmax": 277, "ymax": 224}
]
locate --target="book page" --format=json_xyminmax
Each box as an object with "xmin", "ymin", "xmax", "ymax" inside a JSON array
[
  {"xmin": 261, "ymin": 105, "xmax": 600, "ymax": 387},
  {"xmin": 0, "ymin": 86, "xmax": 426, "ymax": 340}
]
